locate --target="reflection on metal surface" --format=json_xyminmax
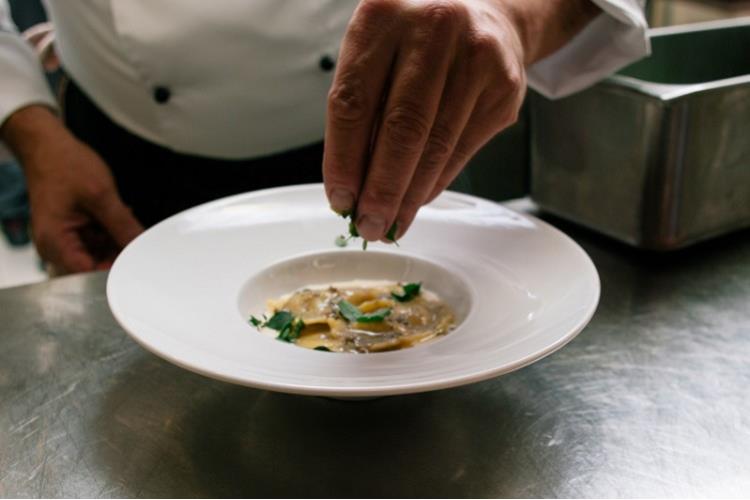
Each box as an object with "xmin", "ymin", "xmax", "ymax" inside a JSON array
[
  {"xmin": 1, "ymin": 217, "xmax": 750, "ymax": 496},
  {"xmin": 531, "ymin": 19, "xmax": 750, "ymax": 250}
]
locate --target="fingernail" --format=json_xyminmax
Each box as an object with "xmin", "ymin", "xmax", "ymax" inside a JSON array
[
  {"xmin": 330, "ymin": 189, "xmax": 354, "ymax": 214},
  {"xmin": 357, "ymin": 214, "xmax": 386, "ymax": 241}
]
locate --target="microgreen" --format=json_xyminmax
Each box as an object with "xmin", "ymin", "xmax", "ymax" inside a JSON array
[
  {"xmin": 335, "ymin": 209, "xmax": 398, "ymax": 250},
  {"xmin": 249, "ymin": 314, "xmax": 266, "ymax": 327},
  {"xmin": 249, "ymin": 310, "xmax": 304, "ymax": 343},
  {"xmin": 391, "ymin": 282, "xmax": 421, "ymax": 302},
  {"xmin": 386, "ymin": 223, "xmax": 400, "ymax": 247},
  {"xmin": 265, "ymin": 311, "xmax": 294, "ymax": 331},
  {"xmin": 336, "ymin": 299, "xmax": 391, "ymax": 323},
  {"xmin": 337, "ymin": 299, "xmax": 363, "ymax": 323},
  {"xmin": 357, "ymin": 308, "xmax": 392, "ymax": 323}
]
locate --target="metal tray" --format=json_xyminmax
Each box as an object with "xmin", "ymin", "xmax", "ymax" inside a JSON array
[{"xmin": 530, "ymin": 18, "xmax": 750, "ymax": 250}]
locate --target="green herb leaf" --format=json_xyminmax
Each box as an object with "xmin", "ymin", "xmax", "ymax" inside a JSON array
[
  {"xmin": 357, "ymin": 307, "xmax": 392, "ymax": 323},
  {"xmin": 250, "ymin": 311, "xmax": 305, "ymax": 344},
  {"xmin": 314, "ymin": 346, "xmax": 331, "ymax": 352},
  {"xmin": 348, "ymin": 220, "xmax": 360, "ymax": 238},
  {"xmin": 291, "ymin": 318, "xmax": 305, "ymax": 340},
  {"xmin": 337, "ymin": 300, "xmax": 362, "ymax": 323},
  {"xmin": 276, "ymin": 323, "xmax": 293, "ymax": 342},
  {"xmin": 336, "ymin": 209, "xmax": 403, "ymax": 251},
  {"xmin": 337, "ymin": 300, "xmax": 391, "ymax": 323},
  {"xmin": 391, "ymin": 282, "xmax": 421, "ymax": 302},
  {"xmin": 386, "ymin": 223, "xmax": 399, "ymax": 246},
  {"xmin": 278, "ymin": 317, "xmax": 305, "ymax": 342},
  {"xmin": 265, "ymin": 310, "xmax": 294, "ymax": 331}
]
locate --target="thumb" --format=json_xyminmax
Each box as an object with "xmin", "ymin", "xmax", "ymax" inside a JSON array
[{"xmin": 90, "ymin": 195, "xmax": 144, "ymax": 249}]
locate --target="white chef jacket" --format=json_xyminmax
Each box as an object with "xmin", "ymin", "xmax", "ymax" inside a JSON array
[{"xmin": 0, "ymin": 0, "xmax": 650, "ymax": 160}]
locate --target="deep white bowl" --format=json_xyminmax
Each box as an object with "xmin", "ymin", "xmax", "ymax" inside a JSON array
[{"xmin": 107, "ymin": 184, "xmax": 599, "ymax": 397}]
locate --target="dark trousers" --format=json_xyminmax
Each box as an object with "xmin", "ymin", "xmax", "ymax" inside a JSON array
[{"xmin": 62, "ymin": 77, "xmax": 324, "ymax": 227}]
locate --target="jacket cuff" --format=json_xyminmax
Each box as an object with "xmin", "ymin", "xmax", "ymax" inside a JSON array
[
  {"xmin": 0, "ymin": 32, "xmax": 58, "ymax": 132},
  {"xmin": 526, "ymin": 0, "xmax": 651, "ymax": 99}
]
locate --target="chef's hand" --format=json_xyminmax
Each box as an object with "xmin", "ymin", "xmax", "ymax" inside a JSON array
[
  {"xmin": 1, "ymin": 106, "xmax": 143, "ymax": 274},
  {"xmin": 323, "ymin": 0, "xmax": 599, "ymax": 241}
]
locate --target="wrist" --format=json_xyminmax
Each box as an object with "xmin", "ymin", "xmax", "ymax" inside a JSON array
[
  {"xmin": 0, "ymin": 105, "xmax": 66, "ymax": 167},
  {"xmin": 496, "ymin": 0, "xmax": 601, "ymax": 65}
]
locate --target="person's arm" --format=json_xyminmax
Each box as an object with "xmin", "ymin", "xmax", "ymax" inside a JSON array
[
  {"xmin": 323, "ymin": 0, "xmax": 647, "ymax": 242},
  {"xmin": 0, "ymin": 1, "xmax": 142, "ymax": 274},
  {"xmin": 526, "ymin": 0, "xmax": 650, "ymax": 98},
  {"xmin": 0, "ymin": 0, "xmax": 57, "ymax": 157},
  {"xmin": 2, "ymin": 106, "xmax": 143, "ymax": 274},
  {"xmin": 501, "ymin": 0, "xmax": 602, "ymax": 65}
]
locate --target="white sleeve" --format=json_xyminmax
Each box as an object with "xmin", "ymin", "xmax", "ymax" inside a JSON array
[
  {"xmin": 0, "ymin": 0, "xmax": 57, "ymax": 130},
  {"xmin": 527, "ymin": 0, "xmax": 651, "ymax": 99}
]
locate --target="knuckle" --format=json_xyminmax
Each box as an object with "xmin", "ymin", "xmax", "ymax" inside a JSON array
[
  {"xmin": 504, "ymin": 66, "xmax": 525, "ymax": 93},
  {"xmin": 466, "ymin": 31, "xmax": 501, "ymax": 64},
  {"xmin": 83, "ymin": 181, "xmax": 113, "ymax": 205},
  {"xmin": 416, "ymin": 1, "xmax": 467, "ymax": 31},
  {"xmin": 357, "ymin": 0, "xmax": 402, "ymax": 23},
  {"xmin": 420, "ymin": 125, "xmax": 455, "ymax": 171},
  {"xmin": 327, "ymin": 76, "xmax": 369, "ymax": 127},
  {"xmin": 493, "ymin": 62, "xmax": 525, "ymax": 98},
  {"xmin": 361, "ymin": 180, "xmax": 403, "ymax": 208},
  {"xmin": 382, "ymin": 104, "xmax": 431, "ymax": 157},
  {"xmin": 451, "ymin": 141, "xmax": 473, "ymax": 166},
  {"xmin": 323, "ymin": 150, "xmax": 361, "ymax": 179}
]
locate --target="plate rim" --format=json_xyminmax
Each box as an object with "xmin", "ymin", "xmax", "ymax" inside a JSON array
[{"xmin": 106, "ymin": 184, "xmax": 600, "ymax": 397}]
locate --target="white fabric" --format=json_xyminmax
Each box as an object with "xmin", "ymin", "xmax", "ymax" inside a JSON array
[
  {"xmin": 528, "ymin": 0, "xmax": 651, "ymax": 98},
  {"xmin": 0, "ymin": 0, "xmax": 57, "ymax": 161},
  {"xmin": 1, "ymin": 0, "xmax": 650, "ymax": 159}
]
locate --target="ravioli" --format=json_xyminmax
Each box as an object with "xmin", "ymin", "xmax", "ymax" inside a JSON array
[{"xmin": 254, "ymin": 281, "xmax": 456, "ymax": 353}]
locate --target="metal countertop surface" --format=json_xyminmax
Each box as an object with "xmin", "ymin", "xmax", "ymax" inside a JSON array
[{"xmin": 1, "ymin": 209, "xmax": 749, "ymax": 497}]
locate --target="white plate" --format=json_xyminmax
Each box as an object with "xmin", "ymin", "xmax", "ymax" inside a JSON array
[{"xmin": 107, "ymin": 184, "xmax": 599, "ymax": 397}]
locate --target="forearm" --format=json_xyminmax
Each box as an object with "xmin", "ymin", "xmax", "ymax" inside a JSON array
[
  {"xmin": 0, "ymin": 104, "xmax": 64, "ymax": 168},
  {"xmin": 499, "ymin": 0, "xmax": 602, "ymax": 65}
]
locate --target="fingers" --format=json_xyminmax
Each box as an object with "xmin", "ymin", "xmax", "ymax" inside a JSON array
[
  {"xmin": 425, "ymin": 91, "xmax": 522, "ymax": 204},
  {"xmin": 34, "ymin": 222, "xmax": 95, "ymax": 274},
  {"xmin": 90, "ymin": 195, "xmax": 144, "ymax": 249},
  {"xmin": 355, "ymin": 4, "xmax": 463, "ymax": 240},
  {"xmin": 323, "ymin": 0, "xmax": 402, "ymax": 214},
  {"xmin": 389, "ymin": 62, "xmax": 482, "ymax": 238}
]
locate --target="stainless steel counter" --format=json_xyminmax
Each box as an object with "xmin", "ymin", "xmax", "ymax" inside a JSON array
[{"xmin": 2, "ymin": 208, "xmax": 749, "ymax": 497}]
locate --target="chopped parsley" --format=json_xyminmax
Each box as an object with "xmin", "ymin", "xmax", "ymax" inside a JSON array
[
  {"xmin": 391, "ymin": 282, "xmax": 421, "ymax": 302},
  {"xmin": 249, "ymin": 315, "xmax": 266, "ymax": 327},
  {"xmin": 335, "ymin": 209, "xmax": 399, "ymax": 250},
  {"xmin": 265, "ymin": 311, "xmax": 294, "ymax": 330},
  {"xmin": 336, "ymin": 299, "xmax": 391, "ymax": 323},
  {"xmin": 386, "ymin": 223, "xmax": 400, "ymax": 246},
  {"xmin": 249, "ymin": 310, "xmax": 305, "ymax": 343}
]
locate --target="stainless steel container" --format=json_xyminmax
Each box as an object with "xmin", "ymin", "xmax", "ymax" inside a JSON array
[{"xmin": 530, "ymin": 19, "xmax": 750, "ymax": 250}]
